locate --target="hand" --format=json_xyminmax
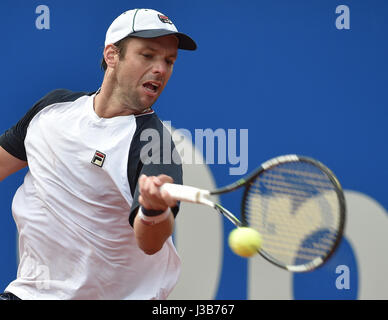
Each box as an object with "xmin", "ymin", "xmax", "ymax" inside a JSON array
[{"xmin": 138, "ymin": 174, "xmax": 177, "ymax": 211}]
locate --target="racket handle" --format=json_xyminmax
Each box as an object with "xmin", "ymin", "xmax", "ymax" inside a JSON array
[{"xmin": 161, "ymin": 183, "xmax": 210, "ymax": 204}]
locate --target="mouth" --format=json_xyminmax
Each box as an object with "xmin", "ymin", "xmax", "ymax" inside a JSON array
[{"xmin": 142, "ymin": 81, "xmax": 161, "ymax": 96}]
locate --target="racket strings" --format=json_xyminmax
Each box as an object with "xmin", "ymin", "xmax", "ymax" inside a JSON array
[{"xmin": 244, "ymin": 161, "xmax": 341, "ymax": 269}]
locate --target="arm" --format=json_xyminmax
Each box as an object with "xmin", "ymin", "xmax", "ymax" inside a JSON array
[
  {"xmin": 133, "ymin": 174, "xmax": 178, "ymax": 255},
  {"xmin": 0, "ymin": 146, "xmax": 27, "ymax": 181}
]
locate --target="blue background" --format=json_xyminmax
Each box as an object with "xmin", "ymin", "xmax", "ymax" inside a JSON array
[{"xmin": 0, "ymin": 0, "xmax": 387, "ymax": 299}]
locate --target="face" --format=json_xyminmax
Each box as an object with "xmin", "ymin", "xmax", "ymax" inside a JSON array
[{"xmin": 112, "ymin": 35, "xmax": 179, "ymax": 113}]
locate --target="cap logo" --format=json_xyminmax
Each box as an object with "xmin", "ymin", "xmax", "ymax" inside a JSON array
[
  {"xmin": 158, "ymin": 14, "xmax": 173, "ymax": 24},
  {"xmin": 91, "ymin": 151, "xmax": 106, "ymax": 168}
]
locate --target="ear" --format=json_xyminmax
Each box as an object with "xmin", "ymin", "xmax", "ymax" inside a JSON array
[{"xmin": 103, "ymin": 44, "xmax": 119, "ymax": 69}]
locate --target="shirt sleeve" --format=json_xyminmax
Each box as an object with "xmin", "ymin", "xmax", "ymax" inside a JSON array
[
  {"xmin": 127, "ymin": 114, "xmax": 183, "ymax": 227},
  {"xmin": 0, "ymin": 89, "xmax": 91, "ymax": 161}
]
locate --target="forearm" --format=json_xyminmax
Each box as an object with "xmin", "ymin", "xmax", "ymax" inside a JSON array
[
  {"xmin": 133, "ymin": 209, "xmax": 175, "ymax": 255},
  {"xmin": 0, "ymin": 146, "xmax": 27, "ymax": 182}
]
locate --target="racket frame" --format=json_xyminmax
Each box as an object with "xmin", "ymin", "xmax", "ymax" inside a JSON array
[
  {"xmin": 162, "ymin": 154, "xmax": 346, "ymax": 272},
  {"xmin": 239, "ymin": 155, "xmax": 346, "ymax": 272}
]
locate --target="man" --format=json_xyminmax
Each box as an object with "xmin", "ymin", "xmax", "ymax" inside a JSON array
[{"xmin": 0, "ymin": 8, "xmax": 196, "ymax": 300}]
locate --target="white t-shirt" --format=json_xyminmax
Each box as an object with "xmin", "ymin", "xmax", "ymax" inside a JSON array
[{"xmin": 0, "ymin": 89, "xmax": 182, "ymax": 299}]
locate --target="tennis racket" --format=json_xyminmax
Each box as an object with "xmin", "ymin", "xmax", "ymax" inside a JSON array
[{"xmin": 161, "ymin": 154, "xmax": 346, "ymax": 272}]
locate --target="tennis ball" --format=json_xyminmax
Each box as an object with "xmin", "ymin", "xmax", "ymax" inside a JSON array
[{"xmin": 228, "ymin": 227, "xmax": 262, "ymax": 258}]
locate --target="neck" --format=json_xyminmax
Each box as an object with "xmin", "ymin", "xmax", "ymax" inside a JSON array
[{"xmin": 94, "ymin": 71, "xmax": 145, "ymax": 118}]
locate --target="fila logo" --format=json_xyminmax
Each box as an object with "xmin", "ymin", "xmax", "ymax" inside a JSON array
[{"xmin": 91, "ymin": 151, "xmax": 106, "ymax": 168}]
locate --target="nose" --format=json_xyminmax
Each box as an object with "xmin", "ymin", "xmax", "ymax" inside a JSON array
[{"xmin": 152, "ymin": 59, "xmax": 169, "ymax": 77}]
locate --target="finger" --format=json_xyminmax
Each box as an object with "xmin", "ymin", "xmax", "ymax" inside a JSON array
[
  {"xmin": 153, "ymin": 176, "xmax": 163, "ymax": 186},
  {"xmin": 138, "ymin": 195, "xmax": 156, "ymax": 211},
  {"xmin": 139, "ymin": 174, "xmax": 147, "ymax": 185},
  {"xmin": 157, "ymin": 174, "xmax": 173, "ymax": 185},
  {"xmin": 161, "ymin": 189, "xmax": 177, "ymax": 208},
  {"xmin": 139, "ymin": 174, "xmax": 148, "ymax": 194},
  {"xmin": 148, "ymin": 177, "xmax": 162, "ymax": 198},
  {"xmin": 140, "ymin": 177, "xmax": 168, "ymax": 210},
  {"xmin": 138, "ymin": 195, "xmax": 145, "ymax": 207},
  {"xmin": 141, "ymin": 176, "xmax": 153, "ymax": 196}
]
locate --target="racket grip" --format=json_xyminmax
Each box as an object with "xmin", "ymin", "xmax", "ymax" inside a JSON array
[{"xmin": 160, "ymin": 183, "xmax": 210, "ymax": 204}]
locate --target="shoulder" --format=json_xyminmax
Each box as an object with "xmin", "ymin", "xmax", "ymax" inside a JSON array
[
  {"xmin": 132, "ymin": 111, "xmax": 175, "ymax": 149},
  {"xmin": 132, "ymin": 110, "xmax": 171, "ymax": 142},
  {"xmin": 21, "ymin": 88, "xmax": 96, "ymax": 127},
  {"xmin": 134, "ymin": 110, "xmax": 163, "ymax": 130},
  {"xmin": 37, "ymin": 89, "xmax": 95, "ymax": 107}
]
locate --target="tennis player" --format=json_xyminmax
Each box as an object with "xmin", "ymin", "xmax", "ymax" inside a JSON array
[{"xmin": 0, "ymin": 8, "xmax": 196, "ymax": 300}]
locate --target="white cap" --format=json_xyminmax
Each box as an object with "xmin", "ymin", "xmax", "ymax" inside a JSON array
[{"xmin": 104, "ymin": 8, "xmax": 197, "ymax": 50}]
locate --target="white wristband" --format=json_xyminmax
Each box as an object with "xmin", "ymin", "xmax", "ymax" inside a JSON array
[{"xmin": 138, "ymin": 207, "xmax": 172, "ymax": 226}]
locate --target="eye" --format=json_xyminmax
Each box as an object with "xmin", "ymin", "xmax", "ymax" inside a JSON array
[
  {"xmin": 142, "ymin": 53, "xmax": 153, "ymax": 59},
  {"xmin": 166, "ymin": 59, "xmax": 175, "ymax": 66}
]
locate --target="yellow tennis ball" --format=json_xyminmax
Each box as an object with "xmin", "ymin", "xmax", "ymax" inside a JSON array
[{"xmin": 228, "ymin": 227, "xmax": 262, "ymax": 258}]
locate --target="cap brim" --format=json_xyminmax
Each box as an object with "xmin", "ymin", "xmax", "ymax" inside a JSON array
[{"xmin": 129, "ymin": 29, "xmax": 197, "ymax": 51}]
